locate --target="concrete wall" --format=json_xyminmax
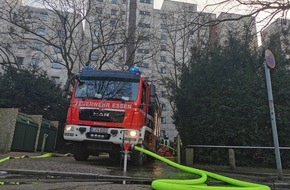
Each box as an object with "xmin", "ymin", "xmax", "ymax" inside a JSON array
[
  {"xmin": 0, "ymin": 108, "xmax": 59, "ymax": 153},
  {"xmin": 0, "ymin": 108, "xmax": 19, "ymax": 153}
]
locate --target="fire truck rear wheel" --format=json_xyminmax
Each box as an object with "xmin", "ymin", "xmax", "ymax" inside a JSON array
[{"xmin": 73, "ymin": 143, "xmax": 89, "ymax": 161}]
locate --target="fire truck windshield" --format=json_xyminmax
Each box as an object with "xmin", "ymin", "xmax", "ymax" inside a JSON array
[{"xmin": 75, "ymin": 79, "xmax": 139, "ymax": 101}]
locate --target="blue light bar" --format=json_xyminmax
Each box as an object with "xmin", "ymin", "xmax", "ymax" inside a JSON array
[
  {"xmin": 129, "ymin": 67, "xmax": 141, "ymax": 75},
  {"xmin": 82, "ymin": 65, "xmax": 94, "ymax": 71}
]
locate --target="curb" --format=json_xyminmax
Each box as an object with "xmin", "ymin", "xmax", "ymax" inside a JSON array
[{"xmin": 0, "ymin": 169, "xmax": 154, "ymax": 183}]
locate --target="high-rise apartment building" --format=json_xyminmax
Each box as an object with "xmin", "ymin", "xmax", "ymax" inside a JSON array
[
  {"xmin": 216, "ymin": 12, "xmax": 258, "ymax": 50},
  {"xmin": 0, "ymin": 0, "xmax": 258, "ymax": 142},
  {"xmin": 263, "ymin": 18, "xmax": 290, "ymax": 59},
  {"xmin": 0, "ymin": 2, "xmax": 83, "ymax": 86},
  {"xmin": 83, "ymin": 0, "xmax": 203, "ymax": 140}
]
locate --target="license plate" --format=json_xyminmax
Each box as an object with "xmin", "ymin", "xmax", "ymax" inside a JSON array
[{"xmin": 90, "ymin": 127, "xmax": 108, "ymax": 133}]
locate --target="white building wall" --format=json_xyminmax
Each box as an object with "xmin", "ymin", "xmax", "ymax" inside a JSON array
[
  {"xmin": 263, "ymin": 18, "xmax": 290, "ymax": 59},
  {"xmin": 216, "ymin": 12, "xmax": 258, "ymax": 50}
]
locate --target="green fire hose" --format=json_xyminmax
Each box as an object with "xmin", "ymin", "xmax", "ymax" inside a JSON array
[
  {"xmin": 0, "ymin": 153, "xmax": 56, "ymax": 164},
  {"xmin": 134, "ymin": 146, "xmax": 270, "ymax": 190}
]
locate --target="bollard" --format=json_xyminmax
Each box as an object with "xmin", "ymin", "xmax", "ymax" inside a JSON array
[
  {"xmin": 228, "ymin": 148, "xmax": 236, "ymax": 170},
  {"xmin": 185, "ymin": 148, "xmax": 194, "ymax": 166}
]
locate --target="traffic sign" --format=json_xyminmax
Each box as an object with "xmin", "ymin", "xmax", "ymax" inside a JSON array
[{"xmin": 265, "ymin": 49, "xmax": 276, "ymax": 69}]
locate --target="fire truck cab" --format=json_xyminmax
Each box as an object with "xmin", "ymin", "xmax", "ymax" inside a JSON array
[{"xmin": 64, "ymin": 67, "xmax": 161, "ymax": 165}]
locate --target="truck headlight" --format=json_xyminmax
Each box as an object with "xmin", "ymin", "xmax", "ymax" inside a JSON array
[
  {"xmin": 125, "ymin": 130, "xmax": 139, "ymax": 138},
  {"xmin": 129, "ymin": 130, "xmax": 138, "ymax": 137},
  {"xmin": 64, "ymin": 125, "xmax": 75, "ymax": 132}
]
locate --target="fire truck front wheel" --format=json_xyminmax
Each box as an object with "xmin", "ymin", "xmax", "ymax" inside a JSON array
[
  {"xmin": 73, "ymin": 143, "xmax": 89, "ymax": 161},
  {"xmin": 131, "ymin": 150, "xmax": 144, "ymax": 166}
]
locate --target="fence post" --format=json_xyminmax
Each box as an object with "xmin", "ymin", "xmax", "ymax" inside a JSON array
[
  {"xmin": 177, "ymin": 135, "xmax": 181, "ymax": 164},
  {"xmin": 228, "ymin": 148, "xmax": 236, "ymax": 170}
]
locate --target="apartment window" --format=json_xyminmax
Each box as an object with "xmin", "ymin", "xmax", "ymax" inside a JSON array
[
  {"xmin": 139, "ymin": 11, "xmax": 151, "ymax": 16},
  {"xmin": 139, "ymin": 35, "xmax": 149, "ymax": 41},
  {"xmin": 160, "ymin": 13, "xmax": 167, "ymax": 19},
  {"xmin": 161, "ymin": 117, "xmax": 166, "ymax": 124},
  {"xmin": 160, "ymin": 56, "xmax": 166, "ymax": 62},
  {"xmin": 51, "ymin": 76, "xmax": 60, "ymax": 84},
  {"xmin": 161, "ymin": 91, "xmax": 167, "ymax": 97},
  {"xmin": 161, "ymin": 34, "xmax": 167, "ymax": 40},
  {"xmin": 36, "ymin": 27, "xmax": 45, "ymax": 36},
  {"xmin": 26, "ymin": 11, "xmax": 33, "ymax": 19},
  {"xmin": 111, "ymin": 9, "xmax": 117, "ymax": 16},
  {"xmin": 39, "ymin": 12, "xmax": 48, "ymax": 21},
  {"xmin": 110, "ymin": 20, "xmax": 116, "ymax": 27},
  {"xmin": 93, "ymin": 43, "xmax": 98, "ymax": 48},
  {"xmin": 123, "ymin": 0, "xmax": 126, "ymax": 4},
  {"xmin": 140, "ymin": 0, "xmax": 151, "ymax": 4},
  {"xmin": 16, "ymin": 56, "xmax": 24, "ymax": 64},
  {"xmin": 110, "ymin": 35, "xmax": 116, "ymax": 42},
  {"xmin": 57, "ymin": 30, "xmax": 65, "ymax": 38},
  {"xmin": 112, "ymin": 0, "xmax": 117, "ymax": 4},
  {"xmin": 108, "ymin": 58, "xmax": 113, "ymax": 63},
  {"xmin": 160, "ymin": 67, "xmax": 166, "ymax": 74},
  {"xmin": 18, "ymin": 41, "xmax": 26, "ymax": 49},
  {"xmin": 106, "ymin": 45, "xmax": 115, "ymax": 51},
  {"xmin": 160, "ymin": 45, "xmax": 167, "ymax": 51},
  {"xmin": 96, "ymin": 0, "xmax": 103, "ymax": 2},
  {"xmin": 96, "ymin": 7, "xmax": 103, "ymax": 14},
  {"xmin": 137, "ymin": 62, "xmax": 149, "ymax": 68},
  {"xmin": 161, "ymin": 103, "xmax": 166, "ymax": 111},
  {"xmin": 160, "ymin": 24, "xmax": 167, "ymax": 29},
  {"xmin": 120, "ymin": 21, "xmax": 125, "ymax": 26},
  {"xmin": 52, "ymin": 60, "xmax": 63, "ymax": 69},
  {"xmin": 34, "ymin": 42, "xmax": 43, "ymax": 51},
  {"xmin": 31, "ymin": 58, "xmax": 40, "ymax": 66},
  {"xmin": 138, "ymin": 23, "xmax": 150, "ymax": 28},
  {"xmin": 60, "ymin": 14, "xmax": 68, "ymax": 24},
  {"xmin": 159, "ymin": 80, "xmax": 165, "ymax": 85},
  {"xmin": 91, "ymin": 55, "xmax": 98, "ymax": 61},
  {"xmin": 137, "ymin": 49, "xmax": 149, "ymax": 54},
  {"xmin": 94, "ymin": 30, "xmax": 101, "ymax": 37},
  {"xmin": 161, "ymin": 130, "xmax": 166, "ymax": 137},
  {"xmin": 54, "ymin": 46, "xmax": 62, "ymax": 53},
  {"xmin": 95, "ymin": 18, "xmax": 101, "ymax": 25}
]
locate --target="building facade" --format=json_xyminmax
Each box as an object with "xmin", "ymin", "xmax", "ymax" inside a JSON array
[
  {"xmin": 263, "ymin": 18, "xmax": 290, "ymax": 59},
  {"xmin": 0, "ymin": 0, "xmax": 258, "ymax": 142}
]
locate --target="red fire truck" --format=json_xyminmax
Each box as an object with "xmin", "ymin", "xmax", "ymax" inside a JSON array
[{"xmin": 64, "ymin": 67, "xmax": 161, "ymax": 165}]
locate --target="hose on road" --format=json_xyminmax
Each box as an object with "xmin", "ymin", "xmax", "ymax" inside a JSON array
[{"xmin": 134, "ymin": 146, "xmax": 270, "ymax": 190}]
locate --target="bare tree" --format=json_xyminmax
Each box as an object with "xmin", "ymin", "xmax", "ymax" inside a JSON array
[
  {"xmin": 0, "ymin": 0, "xmax": 157, "ymax": 90},
  {"xmin": 195, "ymin": 0, "xmax": 290, "ymax": 31},
  {"xmin": 0, "ymin": 0, "xmax": 86, "ymax": 90},
  {"xmin": 149, "ymin": 4, "xmax": 215, "ymax": 112}
]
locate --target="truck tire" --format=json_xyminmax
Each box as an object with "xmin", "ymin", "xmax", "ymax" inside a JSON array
[
  {"xmin": 131, "ymin": 150, "xmax": 144, "ymax": 166},
  {"xmin": 73, "ymin": 143, "xmax": 89, "ymax": 161}
]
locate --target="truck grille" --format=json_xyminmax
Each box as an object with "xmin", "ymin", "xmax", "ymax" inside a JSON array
[{"xmin": 79, "ymin": 109, "xmax": 125, "ymax": 122}]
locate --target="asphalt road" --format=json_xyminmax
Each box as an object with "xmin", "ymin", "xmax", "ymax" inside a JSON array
[{"xmin": 1, "ymin": 152, "xmax": 290, "ymax": 189}]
